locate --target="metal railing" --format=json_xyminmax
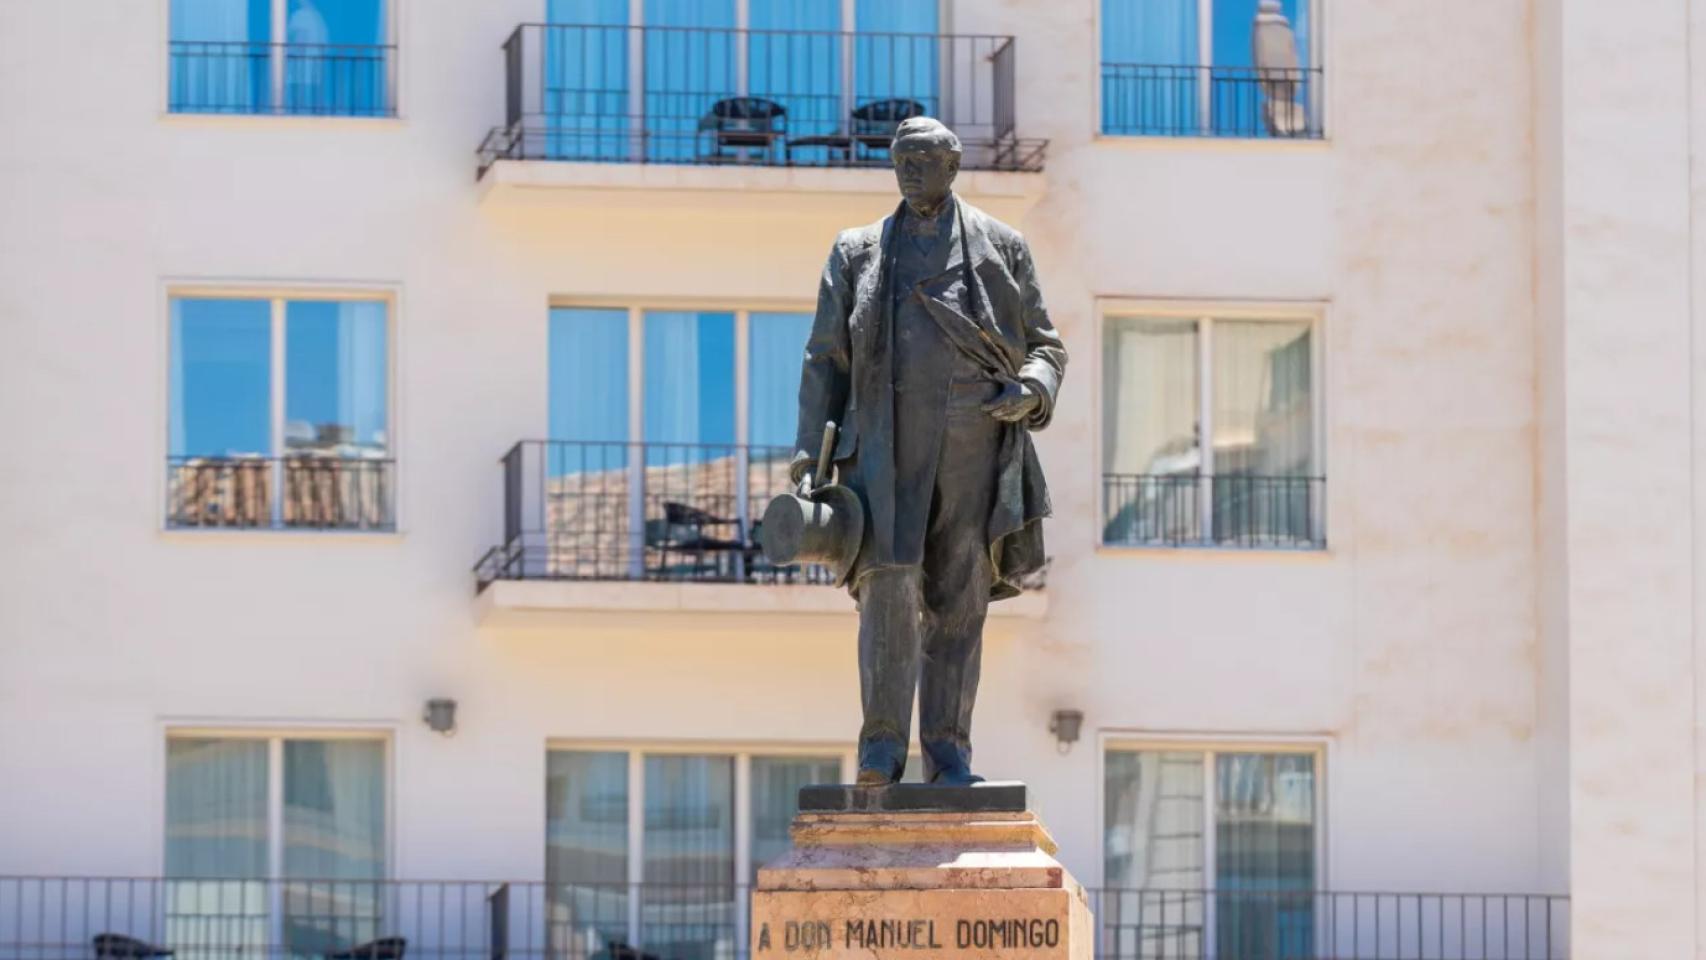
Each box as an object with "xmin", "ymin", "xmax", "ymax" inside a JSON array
[
  {"xmin": 477, "ymin": 24, "xmax": 1046, "ymax": 174},
  {"xmin": 168, "ymin": 41, "xmax": 397, "ymax": 116},
  {"xmin": 1102, "ymin": 474, "xmax": 1325, "ymax": 549},
  {"xmin": 0, "ymin": 878, "xmax": 1569, "ymax": 960},
  {"xmin": 474, "ymin": 440, "xmax": 833, "ymax": 588},
  {"xmin": 165, "ymin": 457, "xmax": 396, "ymax": 532},
  {"xmin": 1101, "ymin": 63, "xmax": 1324, "ymax": 139}
]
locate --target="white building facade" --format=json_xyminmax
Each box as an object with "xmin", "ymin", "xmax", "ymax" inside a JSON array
[{"xmin": 2, "ymin": 0, "xmax": 1703, "ymax": 957}]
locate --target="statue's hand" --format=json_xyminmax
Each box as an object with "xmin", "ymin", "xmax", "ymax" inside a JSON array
[
  {"xmin": 982, "ymin": 381, "xmax": 1041, "ymax": 423},
  {"xmin": 795, "ymin": 472, "xmax": 816, "ymax": 497}
]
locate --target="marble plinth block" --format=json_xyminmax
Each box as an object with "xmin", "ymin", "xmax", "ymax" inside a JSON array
[{"xmin": 752, "ymin": 784, "xmax": 1092, "ymax": 959}]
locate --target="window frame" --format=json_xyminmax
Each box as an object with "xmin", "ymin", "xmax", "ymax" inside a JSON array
[
  {"xmin": 161, "ymin": 283, "xmax": 401, "ymax": 535},
  {"xmin": 1098, "ymin": 733, "xmax": 1330, "ymax": 958},
  {"xmin": 1094, "ymin": 297, "xmax": 1328, "ymax": 552},
  {"xmin": 1092, "ymin": 0, "xmax": 1330, "ymax": 141},
  {"xmin": 546, "ymin": 296, "xmax": 813, "ymax": 575},
  {"xmin": 157, "ymin": 726, "xmax": 396, "ymax": 951},
  {"xmin": 159, "ymin": 0, "xmax": 404, "ymax": 120},
  {"xmin": 544, "ymin": 740, "xmax": 856, "ymax": 956}
]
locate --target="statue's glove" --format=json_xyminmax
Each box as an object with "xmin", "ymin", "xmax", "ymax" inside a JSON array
[
  {"xmin": 788, "ymin": 453, "xmax": 815, "ymax": 493},
  {"xmin": 982, "ymin": 380, "xmax": 1043, "ymax": 423}
]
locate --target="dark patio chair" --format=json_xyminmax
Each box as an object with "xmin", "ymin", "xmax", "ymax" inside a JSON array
[
  {"xmin": 645, "ymin": 501, "xmax": 746, "ymax": 579},
  {"xmin": 325, "ymin": 936, "xmax": 407, "ymax": 960},
  {"xmin": 92, "ymin": 934, "xmax": 174, "ymax": 959},
  {"xmin": 697, "ymin": 97, "xmax": 786, "ymax": 163},
  {"xmin": 786, "ymin": 97, "xmax": 927, "ymax": 165},
  {"xmin": 850, "ymin": 97, "xmax": 927, "ymax": 159}
]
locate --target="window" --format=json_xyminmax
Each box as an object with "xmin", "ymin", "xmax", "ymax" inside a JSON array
[
  {"xmin": 169, "ymin": 0, "xmax": 395, "ymax": 116},
  {"xmin": 538, "ymin": 305, "xmax": 814, "ymax": 581},
  {"xmin": 167, "ymin": 293, "xmax": 393, "ymax": 530},
  {"xmin": 1100, "ymin": 0, "xmax": 1322, "ymax": 138},
  {"xmin": 1103, "ymin": 745, "xmax": 1319, "ymax": 959},
  {"xmin": 1101, "ymin": 309, "xmax": 1322, "ymax": 548},
  {"xmin": 537, "ymin": 0, "xmax": 947, "ymax": 164},
  {"xmin": 545, "ymin": 748, "xmax": 843, "ymax": 959},
  {"xmin": 164, "ymin": 734, "xmax": 387, "ymax": 956}
]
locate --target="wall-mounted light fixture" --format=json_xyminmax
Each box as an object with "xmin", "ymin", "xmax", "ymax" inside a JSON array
[
  {"xmin": 423, "ymin": 698, "xmax": 458, "ymax": 736},
  {"xmin": 1049, "ymin": 709, "xmax": 1083, "ymax": 754}
]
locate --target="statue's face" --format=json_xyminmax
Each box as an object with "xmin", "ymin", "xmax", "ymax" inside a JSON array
[{"xmin": 892, "ymin": 141, "xmax": 959, "ymax": 214}]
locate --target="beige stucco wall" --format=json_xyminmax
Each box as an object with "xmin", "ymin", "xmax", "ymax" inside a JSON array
[{"xmin": 0, "ymin": 0, "xmax": 1579, "ymax": 925}]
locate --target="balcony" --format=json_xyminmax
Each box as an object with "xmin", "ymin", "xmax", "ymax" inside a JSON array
[
  {"xmin": 1100, "ymin": 64, "xmax": 1324, "ymax": 140},
  {"xmin": 1101, "ymin": 474, "xmax": 1325, "ymax": 550},
  {"xmin": 0, "ymin": 877, "xmax": 1569, "ymax": 959},
  {"xmin": 165, "ymin": 456, "xmax": 396, "ymax": 532},
  {"xmin": 167, "ymin": 42, "xmax": 397, "ymax": 117},
  {"xmin": 475, "ymin": 25, "xmax": 1047, "ymax": 219},
  {"xmin": 474, "ymin": 440, "xmax": 1045, "ymax": 623}
]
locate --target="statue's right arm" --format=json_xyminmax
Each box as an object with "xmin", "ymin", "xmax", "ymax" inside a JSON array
[{"xmin": 791, "ymin": 238, "xmax": 854, "ymax": 486}]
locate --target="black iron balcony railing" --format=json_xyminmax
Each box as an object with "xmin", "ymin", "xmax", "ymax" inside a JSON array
[
  {"xmin": 474, "ymin": 440, "xmax": 833, "ymax": 588},
  {"xmin": 168, "ymin": 41, "xmax": 397, "ymax": 116},
  {"xmin": 1102, "ymin": 474, "xmax": 1325, "ymax": 549},
  {"xmin": 166, "ymin": 456, "xmax": 396, "ymax": 532},
  {"xmin": 477, "ymin": 24, "xmax": 1045, "ymax": 175},
  {"xmin": 0, "ymin": 877, "xmax": 1570, "ymax": 960},
  {"xmin": 1101, "ymin": 63, "xmax": 1324, "ymax": 139}
]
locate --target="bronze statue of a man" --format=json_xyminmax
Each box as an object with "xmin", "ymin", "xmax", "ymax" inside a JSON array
[{"xmin": 791, "ymin": 117, "xmax": 1067, "ymax": 786}]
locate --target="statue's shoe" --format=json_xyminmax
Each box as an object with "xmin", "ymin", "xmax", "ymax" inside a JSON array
[
  {"xmin": 855, "ymin": 766, "xmax": 897, "ymax": 786},
  {"xmin": 929, "ymin": 768, "xmax": 986, "ymax": 787}
]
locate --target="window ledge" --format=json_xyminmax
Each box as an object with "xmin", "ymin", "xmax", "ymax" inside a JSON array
[
  {"xmin": 475, "ymin": 160, "xmax": 1045, "ymax": 224},
  {"xmin": 1095, "ymin": 543, "xmax": 1331, "ymax": 561},
  {"xmin": 475, "ymin": 578, "xmax": 1048, "ymax": 627},
  {"xmin": 1091, "ymin": 132, "xmax": 1330, "ymax": 152},
  {"xmin": 160, "ymin": 527, "xmax": 403, "ymax": 542},
  {"xmin": 159, "ymin": 112, "xmax": 405, "ymax": 129}
]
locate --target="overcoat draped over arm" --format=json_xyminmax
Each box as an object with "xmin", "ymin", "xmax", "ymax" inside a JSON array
[{"xmin": 793, "ymin": 198, "xmax": 1067, "ymax": 601}]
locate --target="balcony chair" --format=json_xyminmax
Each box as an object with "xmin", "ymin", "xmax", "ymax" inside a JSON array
[
  {"xmin": 644, "ymin": 501, "xmax": 748, "ymax": 579},
  {"xmin": 325, "ymin": 936, "xmax": 407, "ymax": 960},
  {"xmin": 697, "ymin": 97, "xmax": 786, "ymax": 163},
  {"xmin": 786, "ymin": 97, "xmax": 927, "ymax": 165},
  {"xmin": 92, "ymin": 934, "xmax": 174, "ymax": 959}
]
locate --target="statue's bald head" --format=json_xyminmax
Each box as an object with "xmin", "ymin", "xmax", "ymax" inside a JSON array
[
  {"xmin": 891, "ymin": 117, "xmax": 960, "ymax": 217},
  {"xmin": 891, "ymin": 117, "xmax": 962, "ymax": 157}
]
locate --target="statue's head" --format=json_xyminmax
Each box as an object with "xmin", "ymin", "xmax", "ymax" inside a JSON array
[{"xmin": 891, "ymin": 117, "xmax": 960, "ymax": 216}]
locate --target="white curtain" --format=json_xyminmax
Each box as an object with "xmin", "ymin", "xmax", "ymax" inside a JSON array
[
  {"xmin": 169, "ymin": 298, "xmax": 273, "ymax": 458},
  {"xmin": 1103, "ymin": 751, "xmax": 1207, "ymax": 959},
  {"xmin": 546, "ymin": 751, "xmax": 632, "ymax": 956},
  {"xmin": 642, "ymin": 755, "xmax": 735, "ymax": 960},
  {"xmin": 746, "ymin": 313, "xmax": 812, "ymax": 452},
  {"xmin": 284, "ymin": 300, "xmax": 388, "ymax": 454},
  {"xmin": 280, "ymin": 741, "xmax": 386, "ymax": 955},
  {"xmin": 1103, "ymin": 317, "xmax": 1200, "ymax": 476},
  {"xmin": 643, "ymin": 311, "xmax": 735, "ymax": 464},
  {"xmin": 170, "ymin": 0, "xmax": 269, "ymax": 112},
  {"xmin": 1213, "ymin": 753, "xmax": 1316, "ymax": 958},
  {"xmin": 1100, "ymin": 0, "xmax": 1199, "ymax": 133},
  {"xmin": 164, "ymin": 738, "xmax": 270, "ymax": 955},
  {"xmin": 1211, "ymin": 320, "xmax": 1312, "ymax": 476}
]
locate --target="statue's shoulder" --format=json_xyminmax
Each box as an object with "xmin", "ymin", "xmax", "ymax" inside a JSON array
[
  {"xmin": 833, "ymin": 219, "xmax": 886, "ymax": 254},
  {"xmin": 960, "ymin": 200, "xmax": 1027, "ymax": 254}
]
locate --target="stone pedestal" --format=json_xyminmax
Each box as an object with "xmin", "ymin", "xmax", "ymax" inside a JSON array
[{"xmin": 752, "ymin": 783, "xmax": 1092, "ymax": 960}]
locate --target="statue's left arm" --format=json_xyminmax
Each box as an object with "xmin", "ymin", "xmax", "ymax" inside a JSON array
[{"xmin": 1010, "ymin": 237, "xmax": 1067, "ymax": 431}]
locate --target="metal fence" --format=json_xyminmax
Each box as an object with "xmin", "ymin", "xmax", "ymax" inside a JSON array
[
  {"xmin": 1102, "ymin": 474, "xmax": 1325, "ymax": 549},
  {"xmin": 474, "ymin": 440, "xmax": 833, "ymax": 588},
  {"xmin": 165, "ymin": 457, "xmax": 396, "ymax": 532},
  {"xmin": 1100, "ymin": 63, "xmax": 1324, "ymax": 139},
  {"xmin": 167, "ymin": 42, "xmax": 397, "ymax": 116},
  {"xmin": 478, "ymin": 24, "xmax": 1046, "ymax": 173},
  {"xmin": 0, "ymin": 879, "xmax": 1568, "ymax": 960}
]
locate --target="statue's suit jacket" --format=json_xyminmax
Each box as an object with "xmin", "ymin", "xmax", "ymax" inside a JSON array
[{"xmin": 794, "ymin": 196, "xmax": 1067, "ymax": 600}]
